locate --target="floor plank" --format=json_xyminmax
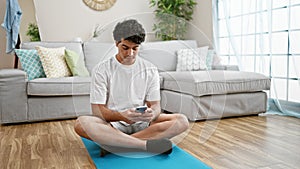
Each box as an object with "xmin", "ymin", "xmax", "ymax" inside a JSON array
[
  {"xmin": 174, "ymin": 115, "xmax": 300, "ymax": 169},
  {"xmin": 0, "ymin": 115, "xmax": 299, "ymax": 169}
]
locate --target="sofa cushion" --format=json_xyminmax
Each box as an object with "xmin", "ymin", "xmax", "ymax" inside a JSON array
[
  {"xmin": 206, "ymin": 50, "xmax": 223, "ymax": 69},
  {"xmin": 139, "ymin": 40, "xmax": 198, "ymax": 72},
  {"xmin": 176, "ymin": 46, "xmax": 208, "ymax": 71},
  {"xmin": 27, "ymin": 77, "xmax": 90, "ymax": 96},
  {"xmin": 159, "ymin": 70, "xmax": 271, "ymax": 97},
  {"xmin": 65, "ymin": 49, "xmax": 90, "ymax": 77},
  {"xmin": 21, "ymin": 41, "xmax": 84, "ymax": 78},
  {"xmin": 36, "ymin": 46, "xmax": 72, "ymax": 78},
  {"xmin": 15, "ymin": 49, "xmax": 46, "ymax": 80},
  {"xmin": 83, "ymin": 41, "xmax": 117, "ymax": 73}
]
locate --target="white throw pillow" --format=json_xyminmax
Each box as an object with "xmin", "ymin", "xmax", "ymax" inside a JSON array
[
  {"xmin": 176, "ymin": 46, "xmax": 209, "ymax": 71},
  {"xmin": 36, "ymin": 46, "xmax": 71, "ymax": 78}
]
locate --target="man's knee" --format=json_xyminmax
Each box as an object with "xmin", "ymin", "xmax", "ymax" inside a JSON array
[
  {"xmin": 174, "ymin": 114, "xmax": 189, "ymax": 132},
  {"xmin": 74, "ymin": 116, "xmax": 87, "ymax": 136},
  {"xmin": 74, "ymin": 116, "xmax": 103, "ymax": 139},
  {"xmin": 155, "ymin": 113, "xmax": 189, "ymax": 132}
]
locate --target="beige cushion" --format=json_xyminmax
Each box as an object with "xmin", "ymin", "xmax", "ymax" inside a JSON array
[
  {"xmin": 160, "ymin": 70, "xmax": 271, "ymax": 97},
  {"xmin": 36, "ymin": 46, "xmax": 71, "ymax": 78}
]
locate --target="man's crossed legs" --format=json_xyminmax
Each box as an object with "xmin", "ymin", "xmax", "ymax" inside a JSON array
[{"xmin": 74, "ymin": 113, "xmax": 189, "ymax": 156}]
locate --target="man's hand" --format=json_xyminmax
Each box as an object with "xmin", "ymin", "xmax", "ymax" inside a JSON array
[
  {"xmin": 145, "ymin": 107, "xmax": 157, "ymax": 121},
  {"xmin": 92, "ymin": 103, "xmax": 160, "ymax": 124},
  {"xmin": 121, "ymin": 108, "xmax": 154, "ymax": 123}
]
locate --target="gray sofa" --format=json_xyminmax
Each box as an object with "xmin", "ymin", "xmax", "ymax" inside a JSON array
[{"xmin": 0, "ymin": 40, "xmax": 270, "ymax": 124}]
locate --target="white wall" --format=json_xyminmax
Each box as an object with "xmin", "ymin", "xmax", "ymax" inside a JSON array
[
  {"xmin": 19, "ymin": 0, "xmax": 36, "ymax": 42},
  {"xmin": 34, "ymin": 0, "xmax": 212, "ymax": 45},
  {"xmin": 187, "ymin": 0, "xmax": 213, "ymax": 47},
  {"xmin": 0, "ymin": 0, "xmax": 213, "ymax": 69},
  {"xmin": 34, "ymin": 0, "xmax": 155, "ymax": 42}
]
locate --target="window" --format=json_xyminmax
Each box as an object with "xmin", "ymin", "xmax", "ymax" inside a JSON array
[{"xmin": 214, "ymin": 0, "xmax": 300, "ymax": 103}]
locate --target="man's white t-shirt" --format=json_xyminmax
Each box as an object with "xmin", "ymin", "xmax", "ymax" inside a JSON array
[{"xmin": 90, "ymin": 55, "xmax": 160, "ymax": 113}]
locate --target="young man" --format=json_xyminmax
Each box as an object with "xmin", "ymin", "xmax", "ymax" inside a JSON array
[{"xmin": 74, "ymin": 19, "xmax": 189, "ymax": 156}]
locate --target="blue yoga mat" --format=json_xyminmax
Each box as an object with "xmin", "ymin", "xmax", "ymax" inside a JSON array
[{"xmin": 81, "ymin": 138, "xmax": 212, "ymax": 169}]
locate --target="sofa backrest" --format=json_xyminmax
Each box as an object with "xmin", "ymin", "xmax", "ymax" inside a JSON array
[
  {"xmin": 83, "ymin": 40, "xmax": 198, "ymax": 73},
  {"xmin": 20, "ymin": 40, "xmax": 199, "ymax": 75},
  {"xmin": 83, "ymin": 41, "xmax": 117, "ymax": 73},
  {"xmin": 139, "ymin": 40, "xmax": 198, "ymax": 72}
]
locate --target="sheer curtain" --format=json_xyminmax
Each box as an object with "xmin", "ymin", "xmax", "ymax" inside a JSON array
[{"xmin": 213, "ymin": 0, "xmax": 300, "ymax": 117}]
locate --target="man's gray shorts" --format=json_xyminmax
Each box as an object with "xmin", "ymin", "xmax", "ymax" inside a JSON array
[{"xmin": 110, "ymin": 121, "xmax": 150, "ymax": 135}]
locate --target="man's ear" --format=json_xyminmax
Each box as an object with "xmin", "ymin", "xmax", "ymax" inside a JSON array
[{"xmin": 115, "ymin": 41, "xmax": 120, "ymax": 47}]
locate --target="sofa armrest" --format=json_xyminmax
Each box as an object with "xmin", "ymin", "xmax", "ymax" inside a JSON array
[
  {"xmin": 0, "ymin": 69, "xmax": 28, "ymax": 123},
  {"xmin": 212, "ymin": 65, "xmax": 239, "ymax": 71}
]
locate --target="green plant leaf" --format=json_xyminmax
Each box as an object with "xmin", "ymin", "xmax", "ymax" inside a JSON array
[
  {"xmin": 26, "ymin": 23, "xmax": 41, "ymax": 42},
  {"xmin": 150, "ymin": 0, "xmax": 196, "ymax": 41}
]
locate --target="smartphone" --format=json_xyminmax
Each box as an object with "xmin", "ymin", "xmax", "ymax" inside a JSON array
[{"xmin": 135, "ymin": 106, "xmax": 147, "ymax": 113}]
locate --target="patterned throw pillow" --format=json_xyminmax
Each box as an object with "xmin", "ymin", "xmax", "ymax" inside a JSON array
[
  {"xmin": 36, "ymin": 46, "xmax": 71, "ymax": 78},
  {"xmin": 206, "ymin": 49, "xmax": 215, "ymax": 70},
  {"xmin": 65, "ymin": 49, "xmax": 90, "ymax": 77},
  {"xmin": 206, "ymin": 50, "xmax": 223, "ymax": 70},
  {"xmin": 176, "ymin": 46, "xmax": 209, "ymax": 71},
  {"xmin": 15, "ymin": 49, "xmax": 46, "ymax": 80}
]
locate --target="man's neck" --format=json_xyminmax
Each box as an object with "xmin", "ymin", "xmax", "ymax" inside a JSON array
[{"xmin": 116, "ymin": 54, "xmax": 136, "ymax": 65}]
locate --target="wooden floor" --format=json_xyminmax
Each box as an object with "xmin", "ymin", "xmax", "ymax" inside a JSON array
[{"xmin": 0, "ymin": 115, "xmax": 299, "ymax": 169}]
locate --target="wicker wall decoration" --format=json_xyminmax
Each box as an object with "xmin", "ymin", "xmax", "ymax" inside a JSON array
[{"xmin": 83, "ymin": 0, "xmax": 116, "ymax": 11}]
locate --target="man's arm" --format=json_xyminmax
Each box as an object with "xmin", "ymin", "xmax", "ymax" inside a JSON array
[
  {"xmin": 91, "ymin": 104, "xmax": 133, "ymax": 124},
  {"xmin": 145, "ymin": 100, "xmax": 161, "ymax": 121}
]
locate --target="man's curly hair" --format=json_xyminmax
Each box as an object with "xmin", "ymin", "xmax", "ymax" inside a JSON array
[{"xmin": 113, "ymin": 19, "xmax": 146, "ymax": 44}]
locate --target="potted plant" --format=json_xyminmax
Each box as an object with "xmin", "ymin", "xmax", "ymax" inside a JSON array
[
  {"xmin": 150, "ymin": 0, "xmax": 197, "ymax": 41},
  {"xmin": 26, "ymin": 23, "xmax": 41, "ymax": 41}
]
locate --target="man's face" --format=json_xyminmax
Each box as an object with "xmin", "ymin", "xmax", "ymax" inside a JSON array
[{"xmin": 116, "ymin": 39, "xmax": 140, "ymax": 65}]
